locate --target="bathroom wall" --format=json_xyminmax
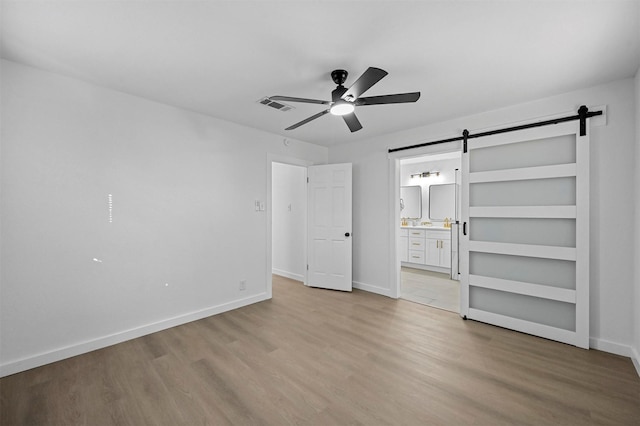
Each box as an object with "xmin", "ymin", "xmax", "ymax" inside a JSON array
[
  {"xmin": 271, "ymin": 162, "xmax": 306, "ymax": 281},
  {"xmin": 329, "ymin": 77, "xmax": 638, "ymax": 357},
  {"xmin": 400, "ymin": 157, "xmax": 461, "ymax": 225},
  {"xmin": 0, "ymin": 60, "xmax": 328, "ymax": 376}
]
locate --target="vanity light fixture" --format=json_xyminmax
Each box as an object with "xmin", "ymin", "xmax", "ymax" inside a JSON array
[{"xmin": 410, "ymin": 171, "xmax": 440, "ymax": 178}]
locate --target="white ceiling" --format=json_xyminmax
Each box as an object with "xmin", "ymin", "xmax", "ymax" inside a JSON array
[{"xmin": 2, "ymin": 1, "xmax": 639, "ymax": 147}]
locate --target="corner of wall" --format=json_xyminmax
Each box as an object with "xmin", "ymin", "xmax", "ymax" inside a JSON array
[{"xmin": 634, "ymin": 64, "xmax": 640, "ymax": 377}]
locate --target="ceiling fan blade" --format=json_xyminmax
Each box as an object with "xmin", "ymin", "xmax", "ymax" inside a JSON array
[
  {"xmin": 342, "ymin": 112, "xmax": 363, "ymax": 133},
  {"xmin": 355, "ymin": 92, "xmax": 421, "ymax": 106},
  {"xmin": 341, "ymin": 67, "xmax": 388, "ymax": 101},
  {"xmin": 285, "ymin": 110, "xmax": 330, "ymax": 130},
  {"xmin": 270, "ymin": 96, "xmax": 330, "ymax": 105}
]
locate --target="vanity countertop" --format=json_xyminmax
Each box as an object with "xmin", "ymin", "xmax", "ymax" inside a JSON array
[{"xmin": 401, "ymin": 225, "xmax": 450, "ymax": 231}]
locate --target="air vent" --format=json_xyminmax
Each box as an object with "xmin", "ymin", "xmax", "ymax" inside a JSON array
[{"xmin": 257, "ymin": 97, "xmax": 294, "ymax": 112}]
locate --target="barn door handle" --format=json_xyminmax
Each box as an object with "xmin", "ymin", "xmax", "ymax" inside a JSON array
[{"xmin": 463, "ymin": 222, "xmax": 467, "ymax": 236}]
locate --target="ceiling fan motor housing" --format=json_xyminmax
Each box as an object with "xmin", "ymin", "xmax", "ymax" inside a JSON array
[{"xmin": 331, "ymin": 69, "xmax": 348, "ymax": 86}]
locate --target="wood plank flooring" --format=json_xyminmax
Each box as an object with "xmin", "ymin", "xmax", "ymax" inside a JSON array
[{"xmin": 1, "ymin": 275, "xmax": 639, "ymax": 425}]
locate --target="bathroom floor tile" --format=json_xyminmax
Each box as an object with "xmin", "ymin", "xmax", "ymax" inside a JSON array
[{"xmin": 400, "ymin": 267, "xmax": 459, "ymax": 313}]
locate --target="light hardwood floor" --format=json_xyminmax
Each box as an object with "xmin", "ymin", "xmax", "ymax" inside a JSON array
[{"xmin": 1, "ymin": 275, "xmax": 639, "ymax": 425}]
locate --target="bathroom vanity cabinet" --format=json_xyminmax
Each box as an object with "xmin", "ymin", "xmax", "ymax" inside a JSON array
[
  {"xmin": 400, "ymin": 227, "xmax": 451, "ymax": 273},
  {"xmin": 426, "ymin": 230, "xmax": 451, "ymax": 268}
]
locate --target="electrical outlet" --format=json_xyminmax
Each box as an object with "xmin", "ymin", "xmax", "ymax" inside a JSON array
[{"xmin": 239, "ymin": 280, "xmax": 246, "ymax": 291}]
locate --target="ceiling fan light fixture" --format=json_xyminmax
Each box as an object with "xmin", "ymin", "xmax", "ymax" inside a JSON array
[{"xmin": 330, "ymin": 101, "xmax": 355, "ymax": 116}]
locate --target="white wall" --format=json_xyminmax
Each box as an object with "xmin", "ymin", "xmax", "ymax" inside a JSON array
[
  {"xmin": 0, "ymin": 60, "xmax": 328, "ymax": 376},
  {"xmin": 329, "ymin": 78, "xmax": 637, "ymax": 357},
  {"xmin": 272, "ymin": 162, "xmax": 306, "ymax": 281},
  {"xmin": 401, "ymin": 157, "xmax": 460, "ymax": 225},
  {"xmin": 633, "ymin": 66, "xmax": 640, "ymax": 374}
]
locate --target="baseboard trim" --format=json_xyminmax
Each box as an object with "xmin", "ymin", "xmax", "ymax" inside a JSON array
[
  {"xmin": 589, "ymin": 337, "xmax": 633, "ymax": 358},
  {"xmin": 353, "ymin": 281, "xmax": 394, "ymax": 298},
  {"xmin": 272, "ymin": 269, "xmax": 304, "ymax": 282},
  {"xmin": 631, "ymin": 346, "xmax": 640, "ymax": 378},
  {"xmin": 0, "ymin": 292, "xmax": 270, "ymax": 378}
]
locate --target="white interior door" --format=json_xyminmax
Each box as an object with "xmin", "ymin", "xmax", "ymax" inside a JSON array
[
  {"xmin": 307, "ymin": 163, "xmax": 352, "ymax": 291},
  {"xmin": 460, "ymin": 120, "xmax": 589, "ymax": 348}
]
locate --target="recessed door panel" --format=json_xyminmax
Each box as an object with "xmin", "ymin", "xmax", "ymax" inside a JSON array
[{"xmin": 469, "ymin": 218, "xmax": 576, "ymax": 247}]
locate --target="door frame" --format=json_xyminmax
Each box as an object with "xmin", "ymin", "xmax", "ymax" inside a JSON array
[
  {"xmin": 266, "ymin": 154, "xmax": 314, "ymax": 299},
  {"xmin": 388, "ymin": 142, "xmax": 462, "ymax": 301}
]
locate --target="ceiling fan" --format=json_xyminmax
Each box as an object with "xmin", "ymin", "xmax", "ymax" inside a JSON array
[{"xmin": 270, "ymin": 67, "xmax": 420, "ymax": 133}]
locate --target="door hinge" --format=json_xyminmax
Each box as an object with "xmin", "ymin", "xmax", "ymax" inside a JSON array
[
  {"xmin": 307, "ymin": 177, "xmax": 309, "ymax": 183},
  {"xmin": 307, "ymin": 264, "xmax": 309, "ymax": 270}
]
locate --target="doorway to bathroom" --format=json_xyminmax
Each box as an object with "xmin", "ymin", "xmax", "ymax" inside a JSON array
[{"xmin": 399, "ymin": 152, "xmax": 461, "ymax": 313}]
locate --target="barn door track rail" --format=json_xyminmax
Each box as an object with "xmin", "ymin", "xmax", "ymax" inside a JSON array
[{"xmin": 388, "ymin": 105, "xmax": 603, "ymax": 154}]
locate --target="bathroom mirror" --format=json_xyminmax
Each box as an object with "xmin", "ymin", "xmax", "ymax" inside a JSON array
[
  {"xmin": 429, "ymin": 184, "xmax": 455, "ymax": 220},
  {"xmin": 400, "ymin": 186, "xmax": 422, "ymax": 219}
]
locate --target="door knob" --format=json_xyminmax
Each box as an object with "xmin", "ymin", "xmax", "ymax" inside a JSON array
[{"xmin": 345, "ymin": 232, "xmax": 351, "ymax": 237}]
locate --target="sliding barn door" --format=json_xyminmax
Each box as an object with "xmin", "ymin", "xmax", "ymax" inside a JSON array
[{"xmin": 460, "ymin": 120, "xmax": 589, "ymax": 348}]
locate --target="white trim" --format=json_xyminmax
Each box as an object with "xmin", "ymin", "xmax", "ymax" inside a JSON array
[
  {"xmin": 469, "ymin": 241, "xmax": 576, "ymax": 261},
  {"xmin": 0, "ymin": 292, "xmax": 270, "ymax": 378},
  {"xmin": 470, "ymin": 275, "xmax": 576, "ymax": 303},
  {"xmin": 353, "ymin": 280, "xmax": 395, "ymax": 298},
  {"xmin": 460, "ymin": 146, "xmax": 470, "ymax": 318},
  {"xmin": 389, "ymin": 157, "xmax": 401, "ymax": 299},
  {"xmin": 470, "ymin": 205, "xmax": 576, "ymax": 218},
  {"xmin": 631, "ymin": 346, "xmax": 640, "ymax": 378},
  {"xmin": 468, "ymin": 308, "xmax": 578, "ymax": 347},
  {"xmin": 588, "ymin": 337, "xmax": 634, "ymax": 358},
  {"xmin": 272, "ymin": 269, "xmax": 305, "ymax": 282},
  {"xmin": 470, "ymin": 163, "xmax": 576, "ymax": 183},
  {"xmin": 574, "ymin": 119, "xmax": 590, "ymax": 350}
]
